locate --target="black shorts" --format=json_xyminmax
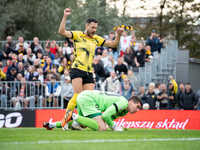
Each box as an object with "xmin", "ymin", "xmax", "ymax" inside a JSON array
[{"xmin": 70, "ymin": 68, "xmax": 94, "ymax": 85}]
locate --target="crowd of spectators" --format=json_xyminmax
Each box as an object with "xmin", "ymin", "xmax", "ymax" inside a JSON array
[{"xmin": 0, "ymin": 29, "xmax": 199, "ymax": 110}]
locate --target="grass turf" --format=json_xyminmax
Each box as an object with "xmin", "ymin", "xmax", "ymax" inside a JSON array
[{"xmin": 0, "ymin": 128, "xmax": 200, "ymax": 150}]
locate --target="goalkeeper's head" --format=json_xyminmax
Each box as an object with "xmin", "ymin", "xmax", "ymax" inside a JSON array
[{"xmin": 127, "ymin": 96, "xmax": 143, "ymax": 114}]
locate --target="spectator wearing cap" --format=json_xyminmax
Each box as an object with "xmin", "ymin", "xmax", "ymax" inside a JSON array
[
  {"xmin": 95, "ymin": 46, "xmax": 104, "ymax": 56},
  {"xmin": 6, "ymin": 66, "xmax": 18, "ymax": 98},
  {"xmin": 146, "ymin": 30, "xmax": 160, "ymax": 58},
  {"xmin": 45, "ymin": 75, "xmax": 61, "ymax": 107},
  {"xmin": 2, "ymin": 36, "xmax": 16, "ymax": 60},
  {"xmin": 62, "ymin": 76, "xmax": 74, "ymax": 108},
  {"xmin": 15, "ymin": 36, "xmax": 29, "ymax": 51},
  {"xmin": 177, "ymin": 83, "xmax": 185, "ymax": 109},
  {"xmin": 6, "ymin": 60, "xmax": 18, "ymax": 76},
  {"xmin": 168, "ymin": 76, "xmax": 178, "ymax": 109},
  {"xmin": 157, "ymin": 84, "xmax": 174, "ymax": 109},
  {"xmin": 180, "ymin": 83, "xmax": 198, "ymax": 110},
  {"xmin": 9, "ymin": 43, "xmax": 27, "ymax": 56},
  {"xmin": 23, "ymin": 48, "xmax": 36, "ymax": 65},
  {"xmin": 146, "ymin": 83, "xmax": 157, "ymax": 109},
  {"xmin": 45, "ymin": 45, "xmax": 55, "ymax": 60}
]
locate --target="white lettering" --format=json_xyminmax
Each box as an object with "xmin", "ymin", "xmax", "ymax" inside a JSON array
[
  {"xmin": 0, "ymin": 114, "xmax": 5, "ymax": 128},
  {"xmin": 5, "ymin": 113, "xmax": 23, "ymax": 128}
]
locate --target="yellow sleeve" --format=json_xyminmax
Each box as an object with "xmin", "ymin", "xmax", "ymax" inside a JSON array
[
  {"xmin": 0, "ymin": 70, "xmax": 6, "ymax": 80},
  {"xmin": 71, "ymin": 31, "xmax": 80, "ymax": 40},
  {"xmin": 95, "ymin": 35, "xmax": 106, "ymax": 47},
  {"xmin": 171, "ymin": 79, "xmax": 178, "ymax": 94},
  {"xmin": 58, "ymin": 66, "xmax": 64, "ymax": 74}
]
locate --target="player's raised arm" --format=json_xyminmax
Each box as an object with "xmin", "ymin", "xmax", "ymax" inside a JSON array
[
  {"xmin": 103, "ymin": 28, "xmax": 124, "ymax": 48},
  {"xmin": 59, "ymin": 8, "xmax": 73, "ymax": 39}
]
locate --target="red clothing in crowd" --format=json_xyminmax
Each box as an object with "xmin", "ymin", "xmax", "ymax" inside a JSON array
[{"xmin": 50, "ymin": 47, "xmax": 57, "ymax": 55}]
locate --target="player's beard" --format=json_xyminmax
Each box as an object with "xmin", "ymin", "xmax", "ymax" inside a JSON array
[{"xmin": 87, "ymin": 30, "xmax": 95, "ymax": 37}]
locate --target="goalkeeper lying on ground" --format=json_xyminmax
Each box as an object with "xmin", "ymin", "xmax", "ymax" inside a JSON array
[{"xmin": 43, "ymin": 90, "xmax": 142, "ymax": 131}]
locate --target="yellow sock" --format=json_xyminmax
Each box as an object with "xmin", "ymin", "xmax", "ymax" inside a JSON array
[{"xmin": 66, "ymin": 93, "xmax": 79, "ymax": 112}]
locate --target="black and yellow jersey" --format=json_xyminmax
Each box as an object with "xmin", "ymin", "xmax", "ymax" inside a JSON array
[{"xmin": 71, "ymin": 31, "xmax": 105, "ymax": 73}]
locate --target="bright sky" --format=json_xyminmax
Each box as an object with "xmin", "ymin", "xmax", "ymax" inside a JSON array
[{"xmin": 107, "ymin": 0, "xmax": 200, "ymax": 18}]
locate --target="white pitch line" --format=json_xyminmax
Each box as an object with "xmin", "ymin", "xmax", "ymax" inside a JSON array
[{"xmin": 1, "ymin": 138, "xmax": 200, "ymax": 145}]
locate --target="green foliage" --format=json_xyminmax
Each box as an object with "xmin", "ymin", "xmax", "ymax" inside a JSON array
[
  {"xmin": 161, "ymin": 0, "xmax": 200, "ymax": 57},
  {"xmin": 0, "ymin": 0, "xmax": 132, "ymax": 40}
]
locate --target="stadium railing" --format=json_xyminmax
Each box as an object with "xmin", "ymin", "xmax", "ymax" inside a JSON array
[
  {"xmin": 136, "ymin": 40, "xmax": 178, "ymax": 91},
  {"xmin": 0, "ymin": 81, "xmax": 64, "ymax": 110}
]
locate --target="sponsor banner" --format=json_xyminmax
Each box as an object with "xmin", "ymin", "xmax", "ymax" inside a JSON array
[
  {"xmin": 0, "ymin": 110, "xmax": 35, "ymax": 128},
  {"xmin": 35, "ymin": 110, "xmax": 200, "ymax": 130},
  {"xmin": 35, "ymin": 110, "xmax": 66, "ymax": 127}
]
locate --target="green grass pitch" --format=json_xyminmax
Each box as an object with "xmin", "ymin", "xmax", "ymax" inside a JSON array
[{"xmin": 0, "ymin": 128, "xmax": 200, "ymax": 150}]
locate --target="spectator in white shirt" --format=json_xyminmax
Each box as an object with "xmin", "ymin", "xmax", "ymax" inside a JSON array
[
  {"xmin": 101, "ymin": 71, "xmax": 120, "ymax": 94},
  {"xmin": 15, "ymin": 36, "xmax": 29, "ymax": 50},
  {"xmin": 23, "ymin": 48, "xmax": 36, "ymax": 65}
]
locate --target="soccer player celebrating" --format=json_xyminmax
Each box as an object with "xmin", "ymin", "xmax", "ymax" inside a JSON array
[
  {"xmin": 43, "ymin": 8, "xmax": 124, "ymax": 130},
  {"xmin": 44, "ymin": 90, "xmax": 142, "ymax": 131}
]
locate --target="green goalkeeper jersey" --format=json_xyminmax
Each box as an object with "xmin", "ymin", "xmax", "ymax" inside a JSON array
[{"xmin": 91, "ymin": 90, "xmax": 128, "ymax": 127}]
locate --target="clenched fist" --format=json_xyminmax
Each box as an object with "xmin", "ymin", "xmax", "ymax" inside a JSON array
[
  {"xmin": 116, "ymin": 27, "xmax": 124, "ymax": 36},
  {"xmin": 64, "ymin": 8, "xmax": 71, "ymax": 17}
]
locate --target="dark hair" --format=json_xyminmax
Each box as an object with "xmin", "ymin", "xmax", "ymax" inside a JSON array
[
  {"xmin": 155, "ymin": 82, "xmax": 161, "ymax": 88},
  {"xmin": 128, "ymin": 96, "xmax": 143, "ymax": 107},
  {"xmin": 86, "ymin": 18, "xmax": 98, "ymax": 24},
  {"xmin": 64, "ymin": 41, "xmax": 68, "ymax": 44},
  {"xmin": 186, "ymin": 83, "xmax": 191, "ymax": 85},
  {"xmin": 179, "ymin": 82, "xmax": 185, "ymax": 86},
  {"xmin": 45, "ymin": 45, "xmax": 50, "ymax": 49}
]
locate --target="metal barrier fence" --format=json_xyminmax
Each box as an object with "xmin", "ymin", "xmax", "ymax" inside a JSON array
[
  {"xmin": 0, "ymin": 40, "xmax": 168, "ymax": 51},
  {"xmin": 0, "ymin": 81, "xmax": 64, "ymax": 110},
  {"xmin": 1, "ymin": 80, "xmax": 138, "ymax": 110},
  {"xmin": 0, "ymin": 41, "xmax": 65, "ymax": 52},
  {"xmin": 137, "ymin": 40, "xmax": 178, "ymax": 89}
]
